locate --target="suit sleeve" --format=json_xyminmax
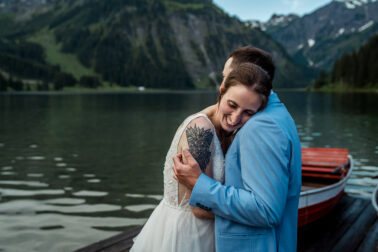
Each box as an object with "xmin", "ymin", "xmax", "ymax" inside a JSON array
[{"xmin": 189, "ymin": 116, "xmax": 290, "ymax": 228}]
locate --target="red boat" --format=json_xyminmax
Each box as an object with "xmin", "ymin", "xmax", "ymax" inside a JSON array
[{"xmin": 298, "ymin": 148, "xmax": 353, "ymax": 227}]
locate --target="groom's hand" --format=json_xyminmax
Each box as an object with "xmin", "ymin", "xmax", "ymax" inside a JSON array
[{"xmin": 172, "ymin": 149, "xmax": 202, "ymax": 190}]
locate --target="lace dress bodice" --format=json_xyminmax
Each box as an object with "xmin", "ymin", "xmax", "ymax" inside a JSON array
[{"xmin": 163, "ymin": 113, "xmax": 225, "ymax": 209}]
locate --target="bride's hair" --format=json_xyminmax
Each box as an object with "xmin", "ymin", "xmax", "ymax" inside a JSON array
[{"xmin": 218, "ymin": 63, "xmax": 272, "ymax": 111}]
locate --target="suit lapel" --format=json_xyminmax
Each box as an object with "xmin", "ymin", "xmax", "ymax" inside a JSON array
[{"xmin": 268, "ymin": 91, "xmax": 281, "ymax": 106}]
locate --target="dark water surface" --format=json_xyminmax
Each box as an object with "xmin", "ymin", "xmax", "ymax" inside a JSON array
[{"xmin": 0, "ymin": 91, "xmax": 377, "ymax": 251}]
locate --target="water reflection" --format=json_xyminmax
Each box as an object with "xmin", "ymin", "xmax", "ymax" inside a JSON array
[
  {"xmin": 72, "ymin": 190, "xmax": 108, "ymax": 197},
  {"xmin": 27, "ymin": 173, "xmax": 44, "ymax": 178},
  {"xmin": 0, "ymin": 189, "xmax": 65, "ymax": 196},
  {"xmin": 0, "ymin": 181, "xmax": 49, "ymax": 187},
  {"xmin": 280, "ymin": 92, "xmax": 378, "ymax": 185},
  {"xmin": 0, "ymin": 199, "xmax": 121, "ymax": 214},
  {"xmin": 0, "ymin": 213, "xmax": 145, "ymax": 252}
]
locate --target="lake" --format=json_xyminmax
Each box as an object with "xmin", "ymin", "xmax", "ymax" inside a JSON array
[{"xmin": 0, "ymin": 90, "xmax": 377, "ymax": 252}]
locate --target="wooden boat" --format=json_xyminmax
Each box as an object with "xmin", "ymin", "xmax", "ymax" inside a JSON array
[
  {"xmin": 372, "ymin": 185, "xmax": 378, "ymax": 214},
  {"xmin": 298, "ymin": 148, "xmax": 353, "ymax": 227}
]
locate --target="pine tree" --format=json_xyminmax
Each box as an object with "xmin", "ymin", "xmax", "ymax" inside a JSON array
[
  {"xmin": 325, "ymin": 34, "xmax": 378, "ymax": 89},
  {"xmin": 0, "ymin": 74, "xmax": 7, "ymax": 92},
  {"xmin": 313, "ymin": 70, "xmax": 327, "ymax": 89}
]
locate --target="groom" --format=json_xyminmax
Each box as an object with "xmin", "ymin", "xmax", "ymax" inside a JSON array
[{"xmin": 173, "ymin": 46, "xmax": 301, "ymax": 252}]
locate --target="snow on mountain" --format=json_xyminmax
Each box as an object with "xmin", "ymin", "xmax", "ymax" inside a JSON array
[
  {"xmin": 358, "ymin": 20, "xmax": 374, "ymax": 31},
  {"xmin": 335, "ymin": 0, "xmax": 377, "ymax": 9},
  {"xmin": 266, "ymin": 14, "xmax": 299, "ymax": 27},
  {"xmin": 307, "ymin": 39, "xmax": 315, "ymax": 48},
  {"xmin": 245, "ymin": 14, "xmax": 299, "ymax": 31},
  {"xmin": 262, "ymin": 0, "xmax": 378, "ymax": 70}
]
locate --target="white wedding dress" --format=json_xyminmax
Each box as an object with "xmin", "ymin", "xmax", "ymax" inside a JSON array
[{"xmin": 130, "ymin": 113, "xmax": 225, "ymax": 252}]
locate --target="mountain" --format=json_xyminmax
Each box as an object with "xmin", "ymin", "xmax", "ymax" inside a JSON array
[
  {"xmin": 245, "ymin": 14, "xmax": 299, "ymax": 31},
  {"xmin": 0, "ymin": 0, "xmax": 59, "ymax": 14},
  {"xmin": 262, "ymin": 0, "xmax": 378, "ymax": 71},
  {"xmin": 0, "ymin": 0, "xmax": 311, "ymax": 90},
  {"xmin": 313, "ymin": 33, "xmax": 378, "ymax": 89}
]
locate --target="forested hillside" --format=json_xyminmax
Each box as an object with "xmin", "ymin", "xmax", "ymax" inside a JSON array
[
  {"xmin": 0, "ymin": 0, "xmax": 312, "ymax": 91},
  {"xmin": 313, "ymin": 34, "xmax": 378, "ymax": 90}
]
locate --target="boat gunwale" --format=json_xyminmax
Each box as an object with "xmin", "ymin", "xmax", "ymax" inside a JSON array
[
  {"xmin": 300, "ymin": 154, "xmax": 354, "ymax": 197},
  {"xmin": 372, "ymin": 184, "xmax": 378, "ymax": 213}
]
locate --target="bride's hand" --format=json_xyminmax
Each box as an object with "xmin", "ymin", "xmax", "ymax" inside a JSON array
[{"xmin": 172, "ymin": 150, "xmax": 202, "ymax": 190}]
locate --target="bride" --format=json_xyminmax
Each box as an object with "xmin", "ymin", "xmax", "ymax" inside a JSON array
[{"xmin": 131, "ymin": 58, "xmax": 272, "ymax": 251}]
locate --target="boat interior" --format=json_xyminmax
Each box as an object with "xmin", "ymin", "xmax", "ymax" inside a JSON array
[{"xmin": 300, "ymin": 148, "xmax": 350, "ymax": 192}]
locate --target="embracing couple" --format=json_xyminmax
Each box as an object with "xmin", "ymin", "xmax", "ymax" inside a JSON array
[{"xmin": 131, "ymin": 46, "xmax": 301, "ymax": 252}]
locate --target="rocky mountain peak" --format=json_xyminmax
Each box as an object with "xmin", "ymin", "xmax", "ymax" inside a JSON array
[
  {"xmin": 0, "ymin": 0, "xmax": 61, "ymax": 15},
  {"xmin": 245, "ymin": 13, "xmax": 299, "ymax": 31},
  {"xmin": 266, "ymin": 13, "xmax": 299, "ymax": 27},
  {"xmin": 265, "ymin": 0, "xmax": 378, "ymax": 70},
  {"xmin": 334, "ymin": 0, "xmax": 377, "ymax": 9}
]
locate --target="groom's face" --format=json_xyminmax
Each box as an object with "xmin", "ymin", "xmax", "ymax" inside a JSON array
[{"xmin": 220, "ymin": 57, "xmax": 234, "ymax": 91}]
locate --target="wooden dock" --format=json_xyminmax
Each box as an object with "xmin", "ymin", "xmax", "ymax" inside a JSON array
[
  {"xmin": 75, "ymin": 194, "xmax": 377, "ymax": 252},
  {"xmin": 298, "ymin": 194, "xmax": 377, "ymax": 252}
]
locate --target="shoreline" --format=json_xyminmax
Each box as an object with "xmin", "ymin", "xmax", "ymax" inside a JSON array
[
  {"xmin": 0, "ymin": 89, "xmax": 219, "ymax": 95},
  {"xmin": 309, "ymin": 86, "xmax": 378, "ymax": 94},
  {"xmin": 310, "ymin": 89, "xmax": 378, "ymax": 94},
  {"xmin": 1, "ymin": 87, "xmax": 378, "ymax": 95}
]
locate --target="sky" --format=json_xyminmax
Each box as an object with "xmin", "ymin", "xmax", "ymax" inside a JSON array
[{"xmin": 212, "ymin": 0, "xmax": 332, "ymax": 22}]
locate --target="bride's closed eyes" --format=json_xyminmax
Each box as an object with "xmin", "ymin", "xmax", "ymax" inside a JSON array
[
  {"xmin": 217, "ymin": 85, "xmax": 262, "ymax": 133},
  {"xmin": 227, "ymin": 100, "xmax": 256, "ymax": 117}
]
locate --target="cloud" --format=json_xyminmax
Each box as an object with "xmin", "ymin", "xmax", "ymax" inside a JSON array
[{"xmin": 282, "ymin": 0, "xmax": 300, "ymax": 11}]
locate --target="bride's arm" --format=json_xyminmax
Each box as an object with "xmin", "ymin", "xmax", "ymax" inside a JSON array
[{"xmin": 177, "ymin": 116, "xmax": 215, "ymax": 219}]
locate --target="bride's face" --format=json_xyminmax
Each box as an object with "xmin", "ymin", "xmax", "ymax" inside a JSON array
[{"xmin": 217, "ymin": 84, "xmax": 262, "ymax": 133}]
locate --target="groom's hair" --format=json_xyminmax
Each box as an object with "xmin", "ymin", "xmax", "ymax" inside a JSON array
[{"xmin": 229, "ymin": 46, "xmax": 275, "ymax": 81}]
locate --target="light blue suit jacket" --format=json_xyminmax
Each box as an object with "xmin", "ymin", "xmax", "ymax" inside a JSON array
[{"xmin": 190, "ymin": 92, "xmax": 301, "ymax": 252}]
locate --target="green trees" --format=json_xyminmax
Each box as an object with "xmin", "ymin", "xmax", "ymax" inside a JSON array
[
  {"xmin": 0, "ymin": 39, "xmax": 60, "ymax": 91},
  {"xmin": 36, "ymin": 81, "xmax": 49, "ymax": 91},
  {"xmin": 0, "ymin": 38, "xmax": 100, "ymax": 91},
  {"xmin": 53, "ymin": 72, "xmax": 77, "ymax": 90},
  {"xmin": 50, "ymin": 0, "xmax": 194, "ymax": 90},
  {"xmin": 8, "ymin": 78, "xmax": 23, "ymax": 91},
  {"xmin": 313, "ymin": 70, "xmax": 328, "ymax": 89},
  {"xmin": 0, "ymin": 40, "xmax": 45, "ymax": 63},
  {"xmin": 79, "ymin": 76, "xmax": 101, "ymax": 88},
  {"xmin": 316, "ymin": 34, "xmax": 378, "ymax": 89},
  {"xmin": 0, "ymin": 74, "xmax": 7, "ymax": 91}
]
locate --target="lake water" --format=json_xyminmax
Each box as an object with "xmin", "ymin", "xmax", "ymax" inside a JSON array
[{"xmin": 0, "ymin": 91, "xmax": 377, "ymax": 252}]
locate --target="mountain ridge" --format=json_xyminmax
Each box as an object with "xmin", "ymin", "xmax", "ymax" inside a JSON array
[
  {"xmin": 0, "ymin": 0, "xmax": 312, "ymax": 90},
  {"xmin": 259, "ymin": 0, "xmax": 378, "ymax": 70}
]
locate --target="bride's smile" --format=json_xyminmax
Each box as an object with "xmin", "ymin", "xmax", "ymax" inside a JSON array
[{"xmin": 216, "ymin": 83, "xmax": 263, "ymax": 133}]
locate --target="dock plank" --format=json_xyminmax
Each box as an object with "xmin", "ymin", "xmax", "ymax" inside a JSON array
[
  {"xmin": 298, "ymin": 195, "xmax": 365, "ymax": 251},
  {"xmin": 332, "ymin": 203, "xmax": 377, "ymax": 252},
  {"xmin": 356, "ymin": 219, "xmax": 378, "ymax": 252},
  {"xmin": 75, "ymin": 226, "xmax": 142, "ymax": 252}
]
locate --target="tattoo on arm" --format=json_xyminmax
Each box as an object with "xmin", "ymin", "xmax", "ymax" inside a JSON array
[{"xmin": 186, "ymin": 124, "xmax": 213, "ymax": 172}]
